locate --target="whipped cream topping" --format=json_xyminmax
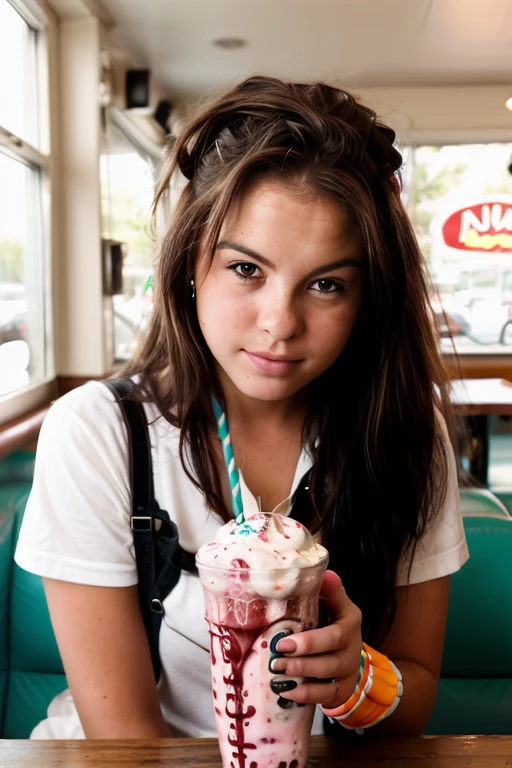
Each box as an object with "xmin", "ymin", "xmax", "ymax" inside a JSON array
[{"xmin": 196, "ymin": 513, "xmax": 328, "ymax": 598}]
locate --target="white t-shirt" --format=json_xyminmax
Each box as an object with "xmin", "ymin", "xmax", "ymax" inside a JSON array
[{"xmin": 14, "ymin": 381, "xmax": 469, "ymax": 739}]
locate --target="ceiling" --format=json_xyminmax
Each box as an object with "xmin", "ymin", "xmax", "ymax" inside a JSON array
[{"xmin": 100, "ymin": 0, "xmax": 512, "ymax": 108}]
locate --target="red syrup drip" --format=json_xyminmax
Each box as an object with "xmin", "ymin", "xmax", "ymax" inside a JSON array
[
  {"xmin": 210, "ymin": 623, "xmax": 257, "ymax": 768},
  {"xmin": 209, "ymin": 616, "xmax": 303, "ymax": 768}
]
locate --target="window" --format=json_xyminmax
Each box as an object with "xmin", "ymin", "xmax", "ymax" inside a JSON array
[
  {"xmin": 407, "ymin": 143, "xmax": 512, "ymax": 354},
  {"xmin": 0, "ymin": 0, "xmax": 51, "ymax": 406},
  {"xmin": 100, "ymin": 111, "xmax": 159, "ymax": 362},
  {"xmin": 0, "ymin": 0, "xmax": 40, "ymax": 148}
]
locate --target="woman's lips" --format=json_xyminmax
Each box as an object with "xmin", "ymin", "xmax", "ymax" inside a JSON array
[{"xmin": 244, "ymin": 351, "xmax": 301, "ymax": 375}]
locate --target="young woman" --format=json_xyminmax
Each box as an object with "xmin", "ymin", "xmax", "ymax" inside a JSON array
[{"xmin": 15, "ymin": 75, "xmax": 468, "ymax": 740}]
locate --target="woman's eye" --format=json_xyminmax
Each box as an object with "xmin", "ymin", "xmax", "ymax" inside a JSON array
[
  {"xmin": 311, "ymin": 278, "xmax": 345, "ymax": 293},
  {"xmin": 229, "ymin": 262, "xmax": 260, "ymax": 279}
]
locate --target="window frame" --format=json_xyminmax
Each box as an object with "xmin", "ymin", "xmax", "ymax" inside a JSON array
[{"xmin": 0, "ymin": 0, "xmax": 56, "ymax": 425}]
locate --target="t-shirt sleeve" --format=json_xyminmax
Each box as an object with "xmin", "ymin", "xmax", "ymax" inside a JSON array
[
  {"xmin": 14, "ymin": 381, "xmax": 138, "ymax": 587},
  {"xmin": 395, "ymin": 411, "xmax": 469, "ymax": 586}
]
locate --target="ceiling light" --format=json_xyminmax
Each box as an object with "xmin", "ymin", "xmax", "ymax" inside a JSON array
[
  {"xmin": 212, "ymin": 37, "xmax": 247, "ymax": 50},
  {"xmin": 505, "ymin": 97, "xmax": 512, "ymax": 111}
]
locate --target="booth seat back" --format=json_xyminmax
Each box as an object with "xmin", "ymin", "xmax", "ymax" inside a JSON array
[
  {"xmin": 1, "ymin": 450, "xmax": 35, "ymax": 736},
  {"xmin": 0, "ymin": 486, "xmax": 27, "ymax": 737},
  {"xmin": 459, "ymin": 488, "xmax": 511, "ymax": 518},
  {"xmin": 426, "ymin": 514, "xmax": 512, "ymax": 734},
  {"xmin": 0, "ymin": 452, "xmax": 67, "ymax": 738},
  {"xmin": 0, "ymin": 451, "xmax": 37, "ymax": 486}
]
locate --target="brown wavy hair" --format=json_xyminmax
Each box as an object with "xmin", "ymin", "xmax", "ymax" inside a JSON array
[{"xmin": 125, "ymin": 75, "xmax": 453, "ymax": 644}]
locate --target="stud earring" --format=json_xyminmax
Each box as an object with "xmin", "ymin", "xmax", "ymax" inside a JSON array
[{"xmin": 190, "ymin": 279, "xmax": 195, "ymax": 298}]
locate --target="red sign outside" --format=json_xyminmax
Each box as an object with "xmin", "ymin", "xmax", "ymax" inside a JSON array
[{"xmin": 442, "ymin": 202, "xmax": 512, "ymax": 253}]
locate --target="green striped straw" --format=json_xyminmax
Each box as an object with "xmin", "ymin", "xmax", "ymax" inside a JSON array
[{"xmin": 212, "ymin": 398, "xmax": 245, "ymax": 526}]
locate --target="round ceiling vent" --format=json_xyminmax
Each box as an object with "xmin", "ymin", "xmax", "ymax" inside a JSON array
[{"xmin": 212, "ymin": 37, "xmax": 247, "ymax": 50}]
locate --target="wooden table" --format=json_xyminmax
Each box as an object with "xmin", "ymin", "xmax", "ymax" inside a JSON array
[
  {"xmin": 450, "ymin": 378, "xmax": 512, "ymax": 485},
  {"xmin": 2, "ymin": 736, "xmax": 512, "ymax": 767},
  {"xmin": 450, "ymin": 378, "xmax": 512, "ymax": 417}
]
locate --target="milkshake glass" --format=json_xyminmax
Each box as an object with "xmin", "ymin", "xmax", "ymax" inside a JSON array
[{"xmin": 196, "ymin": 513, "xmax": 328, "ymax": 768}]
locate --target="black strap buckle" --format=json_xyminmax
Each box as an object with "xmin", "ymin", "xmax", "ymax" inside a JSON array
[{"xmin": 131, "ymin": 516, "xmax": 153, "ymax": 531}]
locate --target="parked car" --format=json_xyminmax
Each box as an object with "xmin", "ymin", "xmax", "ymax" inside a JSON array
[
  {"xmin": 453, "ymin": 292, "xmax": 512, "ymax": 345},
  {"xmin": 0, "ymin": 310, "xmax": 28, "ymax": 345},
  {"xmin": 435, "ymin": 264, "xmax": 512, "ymax": 345},
  {"xmin": 500, "ymin": 320, "xmax": 512, "ymax": 345},
  {"xmin": 431, "ymin": 297, "xmax": 471, "ymax": 338},
  {"xmin": 433, "ymin": 290, "xmax": 512, "ymax": 346},
  {"xmin": 0, "ymin": 284, "xmax": 30, "ymax": 395},
  {"xmin": 0, "ymin": 282, "xmax": 28, "ymax": 346}
]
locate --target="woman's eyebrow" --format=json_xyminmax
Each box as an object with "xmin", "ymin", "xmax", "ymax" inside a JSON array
[
  {"xmin": 216, "ymin": 239, "xmax": 362, "ymax": 280},
  {"xmin": 216, "ymin": 240, "xmax": 271, "ymax": 265},
  {"xmin": 305, "ymin": 258, "xmax": 362, "ymax": 280}
]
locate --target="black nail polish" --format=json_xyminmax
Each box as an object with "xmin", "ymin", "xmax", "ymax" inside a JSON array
[
  {"xmin": 270, "ymin": 679, "xmax": 298, "ymax": 694},
  {"xmin": 277, "ymin": 696, "xmax": 295, "ymax": 709},
  {"xmin": 270, "ymin": 629, "xmax": 293, "ymax": 654}
]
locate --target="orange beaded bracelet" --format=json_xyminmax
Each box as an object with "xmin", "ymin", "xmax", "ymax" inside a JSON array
[{"xmin": 321, "ymin": 643, "xmax": 403, "ymax": 731}]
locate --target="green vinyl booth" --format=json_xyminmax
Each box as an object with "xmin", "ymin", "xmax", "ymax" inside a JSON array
[
  {"xmin": 0, "ymin": 452, "xmax": 66, "ymax": 738},
  {"xmin": 458, "ymin": 487, "xmax": 511, "ymax": 518},
  {"xmin": 425, "ymin": 511, "xmax": 512, "ymax": 734},
  {"xmin": 1, "ymin": 452, "xmax": 512, "ymax": 737}
]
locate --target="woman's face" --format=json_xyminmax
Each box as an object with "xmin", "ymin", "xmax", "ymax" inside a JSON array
[{"xmin": 195, "ymin": 179, "xmax": 365, "ymax": 406}]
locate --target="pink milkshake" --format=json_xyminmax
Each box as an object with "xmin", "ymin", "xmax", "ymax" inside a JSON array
[{"xmin": 196, "ymin": 513, "xmax": 328, "ymax": 768}]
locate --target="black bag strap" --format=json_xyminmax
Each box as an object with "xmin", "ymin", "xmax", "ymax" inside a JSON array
[
  {"xmin": 103, "ymin": 377, "xmax": 196, "ymax": 683},
  {"xmin": 104, "ymin": 378, "xmax": 155, "ymax": 529}
]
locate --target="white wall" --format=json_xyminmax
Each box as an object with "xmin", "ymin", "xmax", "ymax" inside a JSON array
[
  {"xmin": 357, "ymin": 85, "xmax": 512, "ymax": 145},
  {"xmin": 57, "ymin": 15, "xmax": 106, "ymax": 375},
  {"xmin": 179, "ymin": 82, "xmax": 512, "ymax": 144}
]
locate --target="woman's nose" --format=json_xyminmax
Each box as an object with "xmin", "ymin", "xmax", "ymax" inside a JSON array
[{"xmin": 257, "ymin": 292, "xmax": 304, "ymax": 341}]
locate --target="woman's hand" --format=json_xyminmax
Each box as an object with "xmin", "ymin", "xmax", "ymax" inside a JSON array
[{"xmin": 270, "ymin": 570, "xmax": 363, "ymax": 709}]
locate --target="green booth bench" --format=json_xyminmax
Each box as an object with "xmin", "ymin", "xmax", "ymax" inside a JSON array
[
  {"xmin": 0, "ymin": 451, "xmax": 67, "ymax": 738},
  {"xmin": 1, "ymin": 451, "xmax": 512, "ymax": 737},
  {"xmin": 424, "ymin": 508, "xmax": 512, "ymax": 734}
]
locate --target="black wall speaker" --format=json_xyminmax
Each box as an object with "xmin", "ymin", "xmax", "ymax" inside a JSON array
[
  {"xmin": 154, "ymin": 100, "xmax": 173, "ymax": 134},
  {"xmin": 125, "ymin": 69, "xmax": 150, "ymax": 109},
  {"xmin": 102, "ymin": 239, "xmax": 126, "ymax": 295}
]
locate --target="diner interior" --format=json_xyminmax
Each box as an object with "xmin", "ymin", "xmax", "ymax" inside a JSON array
[{"xmin": 1, "ymin": 0, "xmax": 512, "ymax": 764}]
